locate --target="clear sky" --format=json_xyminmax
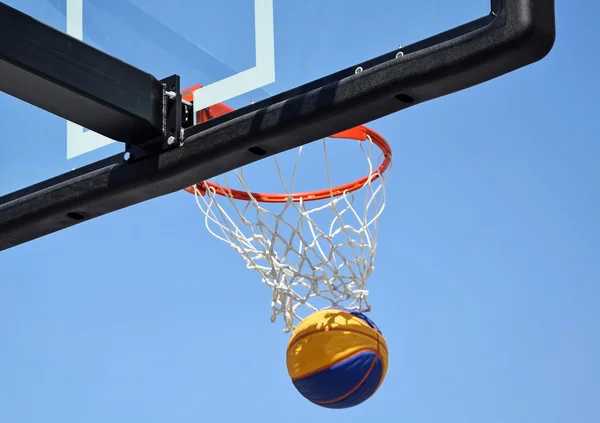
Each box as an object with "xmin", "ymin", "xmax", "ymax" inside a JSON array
[{"xmin": 0, "ymin": 0, "xmax": 598, "ymax": 422}]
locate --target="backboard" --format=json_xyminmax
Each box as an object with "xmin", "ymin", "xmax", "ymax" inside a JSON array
[
  {"xmin": 0, "ymin": 0, "xmax": 556, "ymax": 250},
  {"xmin": 0, "ymin": 0, "xmax": 488, "ymax": 194}
]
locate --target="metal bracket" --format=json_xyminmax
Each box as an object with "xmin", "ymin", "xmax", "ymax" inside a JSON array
[
  {"xmin": 161, "ymin": 74, "xmax": 183, "ymax": 150},
  {"xmin": 125, "ymin": 74, "xmax": 193, "ymax": 162}
]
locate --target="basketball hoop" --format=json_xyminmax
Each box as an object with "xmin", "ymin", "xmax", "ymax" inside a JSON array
[{"xmin": 183, "ymin": 86, "xmax": 392, "ymax": 333}]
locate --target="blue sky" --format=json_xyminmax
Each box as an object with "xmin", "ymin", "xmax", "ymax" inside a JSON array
[{"xmin": 0, "ymin": 1, "xmax": 598, "ymax": 422}]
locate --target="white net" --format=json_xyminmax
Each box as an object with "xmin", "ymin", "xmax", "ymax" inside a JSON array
[{"xmin": 190, "ymin": 129, "xmax": 391, "ymax": 333}]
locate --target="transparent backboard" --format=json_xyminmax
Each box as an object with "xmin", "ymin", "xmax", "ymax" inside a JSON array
[{"xmin": 0, "ymin": 0, "xmax": 490, "ymax": 197}]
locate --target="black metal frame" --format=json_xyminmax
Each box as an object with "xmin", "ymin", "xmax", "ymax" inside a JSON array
[{"xmin": 0, "ymin": 0, "xmax": 556, "ymax": 251}]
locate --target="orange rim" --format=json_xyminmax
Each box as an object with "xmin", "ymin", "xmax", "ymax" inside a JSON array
[{"xmin": 182, "ymin": 85, "xmax": 392, "ymax": 203}]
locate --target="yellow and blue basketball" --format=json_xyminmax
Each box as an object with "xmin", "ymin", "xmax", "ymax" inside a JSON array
[{"xmin": 286, "ymin": 308, "xmax": 388, "ymax": 409}]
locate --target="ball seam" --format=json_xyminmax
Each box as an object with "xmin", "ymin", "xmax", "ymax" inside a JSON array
[
  {"xmin": 291, "ymin": 348, "xmax": 380, "ymax": 382},
  {"xmin": 287, "ymin": 327, "xmax": 387, "ymax": 356},
  {"xmin": 314, "ymin": 353, "xmax": 380, "ymax": 406}
]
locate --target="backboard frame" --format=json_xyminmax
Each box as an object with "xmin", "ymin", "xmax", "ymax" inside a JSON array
[{"xmin": 0, "ymin": 0, "xmax": 556, "ymax": 251}]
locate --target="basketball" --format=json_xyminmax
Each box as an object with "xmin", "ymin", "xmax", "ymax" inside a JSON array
[{"xmin": 286, "ymin": 308, "xmax": 388, "ymax": 409}]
